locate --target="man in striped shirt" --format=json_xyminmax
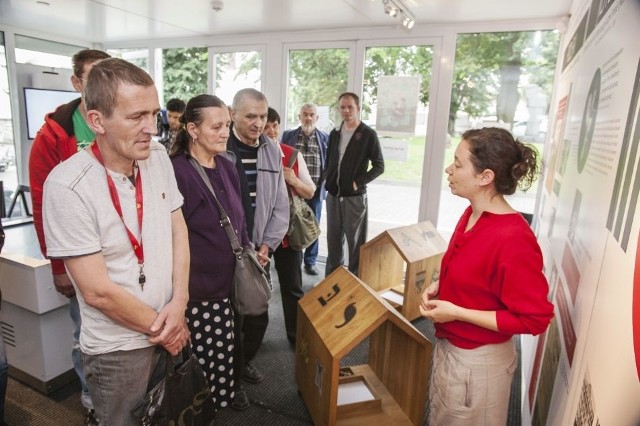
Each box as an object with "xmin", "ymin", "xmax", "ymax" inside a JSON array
[{"xmin": 225, "ymin": 88, "xmax": 289, "ymax": 410}]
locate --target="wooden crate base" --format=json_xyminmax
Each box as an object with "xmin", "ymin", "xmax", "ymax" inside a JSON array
[
  {"xmin": 379, "ymin": 285, "xmax": 405, "ymax": 308},
  {"xmin": 336, "ymin": 365, "xmax": 413, "ymax": 426}
]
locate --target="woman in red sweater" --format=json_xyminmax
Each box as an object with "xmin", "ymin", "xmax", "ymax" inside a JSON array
[{"xmin": 421, "ymin": 127, "xmax": 554, "ymax": 426}]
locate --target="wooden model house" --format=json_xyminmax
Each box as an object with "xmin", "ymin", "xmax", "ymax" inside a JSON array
[
  {"xmin": 295, "ymin": 267, "xmax": 432, "ymax": 425},
  {"xmin": 359, "ymin": 221, "xmax": 447, "ymax": 321}
]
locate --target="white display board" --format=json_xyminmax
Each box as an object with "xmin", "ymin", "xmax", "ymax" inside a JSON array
[
  {"xmin": 23, "ymin": 88, "xmax": 79, "ymax": 139},
  {"xmin": 524, "ymin": 0, "xmax": 640, "ymax": 424}
]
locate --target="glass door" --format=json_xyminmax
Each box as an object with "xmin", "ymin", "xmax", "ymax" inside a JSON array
[
  {"xmin": 282, "ymin": 43, "xmax": 354, "ymax": 261},
  {"xmin": 437, "ymin": 30, "xmax": 559, "ymax": 239},
  {"xmin": 210, "ymin": 49, "xmax": 263, "ymax": 106},
  {"xmin": 355, "ymin": 40, "xmax": 438, "ymax": 240},
  {"xmin": 284, "ymin": 46, "xmax": 350, "ymax": 133},
  {"xmin": 280, "ymin": 39, "xmax": 441, "ymax": 261},
  {"xmin": 0, "ymin": 32, "xmax": 17, "ymax": 219}
]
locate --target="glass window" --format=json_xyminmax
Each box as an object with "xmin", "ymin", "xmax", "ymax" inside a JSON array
[
  {"xmin": 212, "ymin": 51, "xmax": 261, "ymax": 106},
  {"xmin": 106, "ymin": 48, "xmax": 149, "ymax": 72},
  {"xmin": 0, "ymin": 32, "xmax": 18, "ymax": 218},
  {"xmin": 362, "ymin": 45, "xmax": 434, "ymax": 234},
  {"xmin": 438, "ymin": 30, "xmax": 559, "ymax": 238},
  {"xmin": 14, "ymin": 35, "xmax": 85, "ymax": 68},
  {"xmin": 161, "ymin": 47, "xmax": 208, "ymax": 105},
  {"xmin": 285, "ymin": 48, "xmax": 349, "ymax": 132}
]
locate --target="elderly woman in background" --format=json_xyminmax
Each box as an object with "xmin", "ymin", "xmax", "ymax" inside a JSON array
[
  {"xmin": 420, "ymin": 127, "xmax": 554, "ymax": 426},
  {"xmin": 170, "ymin": 94, "xmax": 251, "ymax": 412},
  {"xmin": 264, "ymin": 107, "xmax": 316, "ymax": 344}
]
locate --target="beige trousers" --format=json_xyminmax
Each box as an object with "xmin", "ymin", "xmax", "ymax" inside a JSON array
[{"xmin": 426, "ymin": 338, "xmax": 518, "ymax": 426}]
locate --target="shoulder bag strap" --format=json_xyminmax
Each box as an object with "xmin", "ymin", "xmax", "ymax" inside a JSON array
[
  {"xmin": 287, "ymin": 148, "xmax": 299, "ymax": 168},
  {"xmin": 285, "ymin": 149, "xmax": 300, "ymax": 198},
  {"xmin": 188, "ymin": 157, "xmax": 243, "ymax": 256}
]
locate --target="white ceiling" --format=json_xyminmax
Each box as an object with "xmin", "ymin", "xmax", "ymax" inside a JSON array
[{"xmin": 0, "ymin": 0, "xmax": 573, "ymax": 45}]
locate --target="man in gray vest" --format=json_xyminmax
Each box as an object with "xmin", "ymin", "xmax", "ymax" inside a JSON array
[{"xmin": 226, "ymin": 88, "xmax": 289, "ymax": 410}]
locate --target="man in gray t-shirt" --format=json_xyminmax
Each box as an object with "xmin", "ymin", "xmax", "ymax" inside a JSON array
[
  {"xmin": 43, "ymin": 58, "xmax": 190, "ymax": 426},
  {"xmin": 324, "ymin": 92, "xmax": 384, "ymax": 276}
]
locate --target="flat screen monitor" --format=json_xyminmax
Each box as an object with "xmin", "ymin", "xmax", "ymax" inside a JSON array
[{"xmin": 23, "ymin": 87, "xmax": 80, "ymax": 139}]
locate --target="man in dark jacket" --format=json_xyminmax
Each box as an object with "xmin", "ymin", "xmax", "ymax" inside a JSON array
[{"xmin": 324, "ymin": 92, "xmax": 384, "ymax": 277}]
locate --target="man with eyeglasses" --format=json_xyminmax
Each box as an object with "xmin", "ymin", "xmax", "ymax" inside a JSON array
[
  {"xmin": 28, "ymin": 48, "xmax": 110, "ymax": 426},
  {"xmin": 324, "ymin": 92, "xmax": 384, "ymax": 277}
]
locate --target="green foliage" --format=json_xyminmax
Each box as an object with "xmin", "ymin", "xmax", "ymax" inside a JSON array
[
  {"xmin": 287, "ymin": 49, "xmax": 349, "ymax": 125},
  {"xmin": 284, "ymin": 46, "xmax": 434, "ymax": 126},
  {"xmin": 381, "ymin": 135, "xmax": 428, "ymax": 182},
  {"xmin": 157, "ymin": 32, "xmax": 558, "ymax": 142},
  {"xmin": 162, "ymin": 47, "xmax": 208, "ymax": 103},
  {"xmin": 522, "ymin": 32, "xmax": 560, "ymax": 97},
  {"xmin": 233, "ymin": 51, "xmax": 262, "ymax": 84},
  {"xmin": 363, "ymin": 46, "xmax": 433, "ymax": 116},
  {"xmin": 448, "ymin": 30, "xmax": 559, "ymax": 134}
]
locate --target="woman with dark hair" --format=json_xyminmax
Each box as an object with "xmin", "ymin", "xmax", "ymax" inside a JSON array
[
  {"xmin": 421, "ymin": 127, "xmax": 554, "ymax": 425},
  {"xmin": 262, "ymin": 107, "xmax": 316, "ymax": 344},
  {"xmin": 170, "ymin": 94, "xmax": 251, "ymax": 412}
]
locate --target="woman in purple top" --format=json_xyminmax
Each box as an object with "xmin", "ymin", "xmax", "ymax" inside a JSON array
[{"xmin": 170, "ymin": 94, "xmax": 250, "ymax": 412}]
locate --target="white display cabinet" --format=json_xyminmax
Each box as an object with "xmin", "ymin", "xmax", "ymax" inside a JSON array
[{"xmin": 0, "ymin": 252, "xmax": 75, "ymax": 394}]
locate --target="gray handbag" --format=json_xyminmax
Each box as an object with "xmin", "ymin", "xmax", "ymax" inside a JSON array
[{"xmin": 188, "ymin": 157, "xmax": 272, "ymax": 316}]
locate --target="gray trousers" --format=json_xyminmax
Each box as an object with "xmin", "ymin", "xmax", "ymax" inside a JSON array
[
  {"xmin": 426, "ymin": 338, "xmax": 517, "ymax": 426},
  {"xmin": 83, "ymin": 346, "xmax": 165, "ymax": 426},
  {"xmin": 324, "ymin": 193, "xmax": 368, "ymax": 276}
]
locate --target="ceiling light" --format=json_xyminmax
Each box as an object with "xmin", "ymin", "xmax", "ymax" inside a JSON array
[
  {"xmin": 383, "ymin": 0, "xmax": 398, "ymax": 17},
  {"xmin": 381, "ymin": 0, "xmax": 415, "ymax": 29},
  {"xmin": 402, "ymin": 16, "xmax": 415, "ymax": 29}
]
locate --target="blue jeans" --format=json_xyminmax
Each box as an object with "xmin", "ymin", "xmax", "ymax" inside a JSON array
[
  {"xmin": 303, "ymin": 190, "xmax": 323, "ymax": 267},
  {"xmin": 82, "ymin": 346, "xmax": 165, "ymax": 426},
  {"xmin": 70, "ymin": 296, "xmax": 92, "ymax": 409}
]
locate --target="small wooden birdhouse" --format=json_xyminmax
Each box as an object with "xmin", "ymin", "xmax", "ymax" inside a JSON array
[
  {"xmin": 359, "ymin": 221, "xmax": 447, "ymax": 321},
  {"xmin": 295, "ymin": 267, "xmax": 432, "ymax": 425}
]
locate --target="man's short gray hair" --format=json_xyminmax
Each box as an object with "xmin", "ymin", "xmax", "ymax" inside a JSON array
[
  {"xmin": 299, "ymin": 103, "xmax": 317, "ymax": 113},
  {"xmin": 232, "ymin": 88, "xmax": 268, "ymax": 110}
]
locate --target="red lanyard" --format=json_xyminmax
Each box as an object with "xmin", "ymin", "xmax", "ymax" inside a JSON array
[{"xmin": 91, "ymin": 143, "xmax": 146, "ymax": 290}]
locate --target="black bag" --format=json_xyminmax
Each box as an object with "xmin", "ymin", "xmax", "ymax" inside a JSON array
[
  {"xmin": 188, "ymin": 157, "xmax": 272, "ymax": 317},
  {"xmin": 132, "ymin": 348, "xmax": 215, "ymax": 426},
  {"xmin": 286, "ymin": 149, "xmax": 320, "ymax": 251},
  {"xmin": 232, "ymin": 245, "xmax": 272, "ymax": 316}
]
